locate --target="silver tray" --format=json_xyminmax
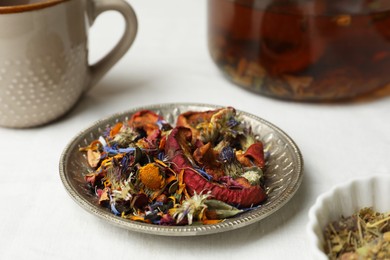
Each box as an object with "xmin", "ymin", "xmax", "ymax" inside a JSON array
[{"xmin": 59, "ymin": 103, "xmax": 304, "ymax": 236}]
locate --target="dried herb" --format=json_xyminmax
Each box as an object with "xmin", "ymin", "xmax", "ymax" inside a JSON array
[
  {"xmin": 323, "ymin": 207, "xmax": 390, "ymax": 260},
  {"xmin": 80, "ymin": 107, "xmax": 267, "ymax": 226}
]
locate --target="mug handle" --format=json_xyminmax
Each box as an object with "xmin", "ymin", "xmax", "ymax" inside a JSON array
[{"xmin": 86, "ymin": 0, "xmax": 137, "ymax": 91}]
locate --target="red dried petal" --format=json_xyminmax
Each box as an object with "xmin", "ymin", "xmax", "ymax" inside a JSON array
[
  {"xmin": 176, "ymin": 109, "xmax": 223, "ymax": 142},
  {"xmin": 243, "ymin": 142, "xmax": 265, "ymax": 169},
  {"xmin": 129, "ymin": 110, "xmax": 162, "ymax": 136},
  {"xmin": 165, "ymin": 127, "xmax": 267, "ymax": 208},
  {"xmin": 193, "ymin": 142, "xmax": 223, "ymax": 179}
]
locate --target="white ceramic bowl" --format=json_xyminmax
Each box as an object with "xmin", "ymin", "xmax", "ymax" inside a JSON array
[{"xmin": 307, "ymin": 174, "xmax": 390, "ymax": 259}]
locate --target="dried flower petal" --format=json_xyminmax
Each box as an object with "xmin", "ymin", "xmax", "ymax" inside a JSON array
[
  {"xmin": 80, "ymin": 107, "xmax": 268, "ymax": 226},
  {"xmin": 87, "ymin": 149, "xmax": 101, "ymax": 168},
  {"xmin": 139, "ymin": 163, "xmax": 165, "ymax": 191},
  {"xmin": 129, "ymin": 110, "xmax": 162, "ymax": 136},
  {"xmin": 243, "ymin": 143, "xmax": 265, "ymax": 169}
]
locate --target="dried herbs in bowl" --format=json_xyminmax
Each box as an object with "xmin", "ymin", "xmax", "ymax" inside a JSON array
[
  {"xmin": 79, "ymin": 107, "xmax": 268, "ymax": 225},
  {"xmin": 324, "ymin": 207, "xmax": 390, "ymax": 260},
  {"xmin": 307, "ymin": 175, "xmax": 390, "ymax": 259},
  {"xmin": 60, "ymin": 103, "xmax": 303, "ymax": 235}
]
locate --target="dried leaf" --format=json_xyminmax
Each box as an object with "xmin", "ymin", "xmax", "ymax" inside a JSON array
[{"xmin": 87, "ymin": 149, "xmax": 101, "ymax": 168}]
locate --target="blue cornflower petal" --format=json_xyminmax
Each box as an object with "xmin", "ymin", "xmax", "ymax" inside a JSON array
[
  {"xmin": 194, "ymin": 167, "xmax": 213, "ymax": 181},
  {"xmin": 110, "ymin": 202, "xmax": 121, "ymax": 216},
  {"xmin": 219, "ymin": 146, "xmax": 235, "ymax": 163}
]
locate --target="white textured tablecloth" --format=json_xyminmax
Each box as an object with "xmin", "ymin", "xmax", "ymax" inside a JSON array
[{"xmin": 1, "ymin": 1, "xmax": 390, "ymax": 259}]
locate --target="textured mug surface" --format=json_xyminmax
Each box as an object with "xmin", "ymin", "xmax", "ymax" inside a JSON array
[{"xmin": 0, "ymin": 0, "xmax": 137, "ymax": 128}]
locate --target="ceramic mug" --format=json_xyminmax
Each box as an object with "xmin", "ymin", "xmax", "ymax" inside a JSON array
[{"xmin": 0, "ymin": 0, "xmax": 137, "ymax": 128}]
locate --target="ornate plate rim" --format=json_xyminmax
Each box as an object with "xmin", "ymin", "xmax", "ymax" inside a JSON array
[{"xmin": 59, "ymin": 103, "xmax": 304, "ymax": 236}]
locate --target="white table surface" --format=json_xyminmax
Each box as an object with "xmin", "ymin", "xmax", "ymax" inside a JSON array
[{"xmin": 1, "ymin": 0, "xmax": 390, "ymax": 259}]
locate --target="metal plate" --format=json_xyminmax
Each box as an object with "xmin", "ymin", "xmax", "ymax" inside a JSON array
[{"xmin": 59, "ymin": 103, "xmax": 304, "ymax": 236}]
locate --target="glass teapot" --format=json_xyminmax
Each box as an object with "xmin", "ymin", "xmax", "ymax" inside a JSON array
[{"xmin": 208, "ymin": 0, "xmax": 390, "ymax": 101}]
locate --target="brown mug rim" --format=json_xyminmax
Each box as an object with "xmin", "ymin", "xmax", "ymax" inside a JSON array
[{"xmin": 0, "ymin": 0, "xmax": 70, "ymax": 14}]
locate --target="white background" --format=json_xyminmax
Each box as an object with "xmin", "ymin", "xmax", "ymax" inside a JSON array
[{"xmin": 1, "ymin": 0, "xmax": 390, "ymax": 259}]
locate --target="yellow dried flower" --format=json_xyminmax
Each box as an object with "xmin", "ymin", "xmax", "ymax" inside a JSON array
[{"xmin": 139, "ymin": 163, "xmax": 165, "ymax": 191}]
